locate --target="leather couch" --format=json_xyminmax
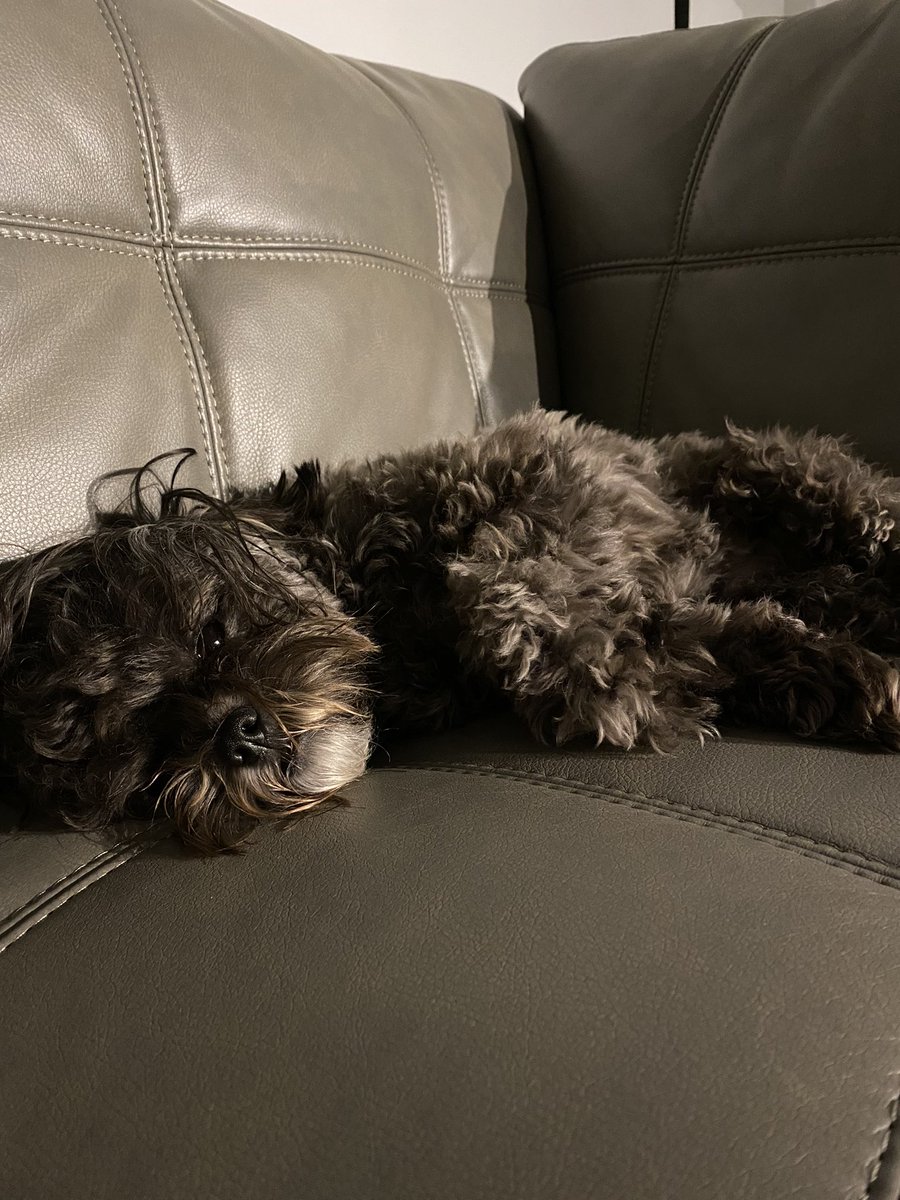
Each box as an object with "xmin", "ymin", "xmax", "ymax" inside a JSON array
[{"xmin": 2, "ymin": 0, "xmax": 900, "ymax": 1196}]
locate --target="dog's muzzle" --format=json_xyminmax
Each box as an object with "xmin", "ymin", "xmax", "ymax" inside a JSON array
[{"xmin": 217, "ymin": 705, "xmax": 270, "ymax": 766}]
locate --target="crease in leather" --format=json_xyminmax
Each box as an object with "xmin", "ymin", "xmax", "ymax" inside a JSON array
[
  {"xmin": 865, "ymin": 1079, "xmax": 900, "ymax": 1199},
  {"xmin": 93, "ymin": 0, "xmax": 229, "ymax": 497},
  {"xmin": 0, "ymin": 823, "xmax": 171, "ymax": 956},
  {"xmin": 385, "ymin": 763, "xmax": 900, "ymax": 889},
  {"xmin": 635, "ymin": 20, "xmax": 780, "ymax": 437},
  {"xmin": 344, "ymin": 59, "xmax": 487, "ymax": 427}
]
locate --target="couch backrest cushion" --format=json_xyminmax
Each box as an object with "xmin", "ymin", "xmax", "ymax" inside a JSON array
[
  {"xmin": 0, "ymin": 0, "xmax": 553, "ymax": 552},
  {"xmin": 520, "ymin": 0, "xmax": 900, "ymax": 468}
]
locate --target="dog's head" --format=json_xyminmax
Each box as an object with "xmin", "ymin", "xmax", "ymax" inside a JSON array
[{"xmin": 0, "ymin": 458, "xmax": 374, "ymax": 851}]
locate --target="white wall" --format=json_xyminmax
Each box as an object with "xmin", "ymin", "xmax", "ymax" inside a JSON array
[{"xmin": 224, "ymin": 0, "xmax": 825, "ymax": 108}]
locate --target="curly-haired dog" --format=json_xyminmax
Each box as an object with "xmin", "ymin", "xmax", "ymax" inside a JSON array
[{"xmin": 2, "ymin": 409, "xmax": 899, "ymax": 851}]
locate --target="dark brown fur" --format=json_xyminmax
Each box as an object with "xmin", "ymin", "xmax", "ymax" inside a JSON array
[{"xmin": 2, "ymin": 410, "xmax": 899, "ymax": 851}]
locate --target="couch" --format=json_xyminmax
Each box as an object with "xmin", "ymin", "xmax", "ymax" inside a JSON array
[{"xmin": 2, "ymin": 0, "xmax": 900, "ymax": 1196}]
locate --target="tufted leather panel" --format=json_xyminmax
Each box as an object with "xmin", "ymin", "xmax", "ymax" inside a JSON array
[
  {"xmin": 0, "ymin": 0, "xmax": 551, "ymax": 550},
  {"xmin": 520, "ymin": 0, "xmax": 900, "ymax": 468}
]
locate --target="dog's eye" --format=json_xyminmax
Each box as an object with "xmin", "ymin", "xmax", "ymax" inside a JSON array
[{"xmin": 197, "ymin": 620, "xmax": 226, "ymax": 659}]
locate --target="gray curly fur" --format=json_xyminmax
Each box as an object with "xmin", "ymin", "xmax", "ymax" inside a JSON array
[
  {"xmin": 2, "ymin": 408, "xmax": 900, "ymax": 851},
  {"xmin": 256, "ymin": 408, "xmax": 900, "ymax": 751}
]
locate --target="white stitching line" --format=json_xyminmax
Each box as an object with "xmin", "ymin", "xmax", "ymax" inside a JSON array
[
  {"xmin": 92, "ymin": 0, "xmax": 156, "ymax": 232},
  {"xmin": 0, "ymin": 233, "xmax": 537, "ymax": 303},
  {"xmin": 446, "ymin": 292, "xmax": 485, "ymax": 425},
  {"xmin": 452, "ymin": 288, "xmax": 533, "ymax": 303},
  {"xmin": 164, "ymin": 255, "xmax": 231, "ymax": 485},
  {"xmin": 0, "ymin": 214, "xmax": 531, "ymax": 290},
  {"xmin": 0, "ymin": 834, "xmax": 164, "ymax": 957},
  {"xmin": 177, "ymin": 247, "xmax": 438, "ymax": 281},
  {"xmin": 0, "ymin": 227, "xmax": 152, "ymax": 257},
  {"xmin": 453, "ymin": 275, "xmax": 524, "ymax": 289},
  {"xmin": 0, "ymin": 213, "xmax": 527, "ymax": 289},
  {"xmin": 388, "ymin": 764, "xmax": 900, "ymax": 883},
  {"xmin": 107, "ymin": 0, "xmax": 168, "ymax": 234},
  {"xmin": 340, "ymin": 61, "xmax": 447, "ymax": 274},
  {"xmin": 177, "ymin": 232, "xmax": 432, "ymax": 269},
  {"xmin": 345, "ymin": 62, "xmax": 486, "ymax": 427},
  {"xmin": 151, "ymin": 255, "xmax": 217, "ymax": 484},
  {"xmin": 0, "ymin": 210, "xmax": 151, "ymax": 238},
  {"xmin": 174, "ymin": 249, "xmax": 537, "ymax": 305},
  {"xmin": 103, "ymin": 0, "xmax": 229, "ymax": 493},
  {"xmin": 1, "ymin": 836, "xmax": 142, "ymax": 923}
]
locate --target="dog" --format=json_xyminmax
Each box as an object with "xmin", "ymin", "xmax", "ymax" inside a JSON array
[{"xmin": 2, "ymin": 409, "xmax": 899, "ymax": 852}]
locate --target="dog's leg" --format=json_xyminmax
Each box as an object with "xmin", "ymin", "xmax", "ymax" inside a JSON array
[
  {"xmin": 661, "ymin": 425, "xmax": 900, "ymax": 652},
  {"xmin": 447, "ymin": 549, "xmax": 728, "ymax": 750},
  {"xmin": 714, "ymin": 598, "xmax": 900, "ymax": 749},
  {"xmin": 749, "ymin": 565, "xmax": 900, "ymax": 655},
  {"xmin": 661, "ymin": 423, "xmax": 899, "ymax": 568}
]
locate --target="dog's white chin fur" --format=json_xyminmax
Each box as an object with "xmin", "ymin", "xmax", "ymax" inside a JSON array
[{"xmin": 289, "ymin": 718, "xmax": 373, "ymax": 796}]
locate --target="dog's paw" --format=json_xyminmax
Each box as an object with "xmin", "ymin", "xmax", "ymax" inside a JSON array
[
  {"xmin": 865, "ymin": 658, "xmax": 900, "ymax": 751},
  {"xmin": 827, "ymin": 643, "xmax": 900, "ymax": 751}
]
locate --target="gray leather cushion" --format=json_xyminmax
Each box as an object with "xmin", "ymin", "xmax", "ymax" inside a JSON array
[
  {"xmin": 0, "ymin": 0, "xmax": 553, "ymax": 552},
  {"xmin": 3, "ymin": 722, "xmax": 900, "ymax": 1200},
  {"xmin": 520, "ymin": 0, "xmax": 900, "ymax": 468}
]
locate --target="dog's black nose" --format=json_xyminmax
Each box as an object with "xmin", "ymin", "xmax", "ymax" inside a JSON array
[{"xmin": 217, "ymin": 706, "xmax": 269, "ymax": 766}]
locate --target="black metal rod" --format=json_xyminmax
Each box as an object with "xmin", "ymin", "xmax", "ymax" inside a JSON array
[{"xmin": 675, "ymin": 0, "xmax": 690, "ymax": 28}]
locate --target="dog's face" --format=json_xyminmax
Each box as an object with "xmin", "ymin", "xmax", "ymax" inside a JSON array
[{"xmin": 0, "ymin": 488, "xmax": 374, "ymax": 852}]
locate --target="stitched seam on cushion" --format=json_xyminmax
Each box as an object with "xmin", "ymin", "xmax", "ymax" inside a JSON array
[
  {"xmin": 108, "ymin": 0, "xmax": 230, "ymax": 493},
  {"xmin": 105, "ymin": 0, "xmax": 168, "ymax": 236},
  {"xmin": 177, "ymin": 232, "xmax": 432, "ymax": 269},
  {"xmin": 559, "ymin": 236, "xmax": 900, "ymax": 279},
  {"xmin": 0, "ymin": 227, "xmax": 153, "ymax": 258},
  {"xmin": 95, "ymin": 0, "xmax": 228, "ymax": 496},
  {"xmin": 344, "ymin": 61, "xmax": 487, "ymax": 428},
  {"xmin": 11, "ymin": 202, "xmax": 897, "ymax": 278},
  {"xmin": 177, "ymin": 242, "xmax": 526, "ymax": 289},
  {"xmin": 175, "ymin": 249, "xmax": 440, "ymax": 288},
  {"xmin": 0, "ymin": 211, "xmax": 152, "ymax": 239},
  {"xmin": 2, "ymin": 839, "xmax": 137, "ymax": 921},
  {"xmin": 346, "ymin": 61, "xmax": 447, "ymax": 273},
  {"xmin": 0, "ymin": 214, "xmax": 539, "ymax": 299},
  {"xmin": 0, "ymin": 234, "xmax": 542, "ymax": 306},
  {"xmin": 178, "ymin": 250, "xmax": 547, "ymax": 304},
  {"xmin": 634, "ymin": 20, "xmax": 779, "ymax": 438},
  {"xmin": 864, "ymin": 1080, "xmax": 900, "ymax": 1198},
  {"xmin": 92, "ymin": 0, "xmax": 158, "ymax": 231},
  {"xmin": 150, "ymin": 255, "xmax": 217, "ymax": 484},
  {"xmin": 169, "ymin": 268, "xmax": 228, "ymax": 477},
  {"xmin": 555, "ymin": 247, "xmax": 900, "ymax": 282},
  {"xmin": 0, "ymin": 825, "xmax": 170, "ymax": 955},
  {"xmin": 387, "ymin": 764, "xmax": 900, "ymax": 886},
  {"xmin": 447, "ymin": 292, "xmax": 487, "ymax": 426},
  {"xmin": 0, "ymin": 212, "xmax": 530, "ymax": 292},
  {"xmin": 174, "ymin": 248, "xmax": 538, "ymax": 295}
]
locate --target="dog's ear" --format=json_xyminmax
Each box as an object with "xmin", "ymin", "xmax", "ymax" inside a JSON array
[{"xmin": 0, "ymin": 542, "xmax": 81, "ymax": 668}]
